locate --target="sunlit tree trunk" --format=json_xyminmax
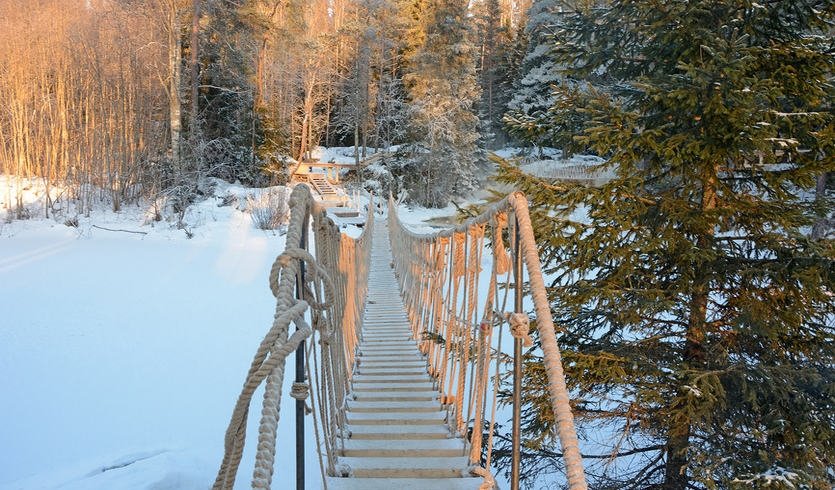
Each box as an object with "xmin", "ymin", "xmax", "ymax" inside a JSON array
[
  {"xmin": 167, "ymin": 3, "xmax": 182, "ymax": 170},
  {"xmin": 189, "ymin": 0, "xmax": 201, "ymax": 142}
]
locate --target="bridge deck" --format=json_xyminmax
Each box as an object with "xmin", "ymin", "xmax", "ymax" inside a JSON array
[{"xmin": 325, "ymin": 219, "xmax": 482, "ymax": 489}]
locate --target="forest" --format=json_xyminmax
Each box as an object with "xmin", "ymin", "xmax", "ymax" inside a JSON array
[
  {"xmin": 1, "ymin": 0, "xmax": 833, "ymax": 489},
  {"xmin": 0, "ymin": 0, "xmax": 531, "ymax": 216}
]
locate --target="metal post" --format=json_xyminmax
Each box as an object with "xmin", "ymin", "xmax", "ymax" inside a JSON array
[
  {"xmin": 512, "ymin": 214, "xmax": 523, "ymax": 490},
  {"xmin": 295, "ymin": 213, "xmax": 309, "ymax": 490}
]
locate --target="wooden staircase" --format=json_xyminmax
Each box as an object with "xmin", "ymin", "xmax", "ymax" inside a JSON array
[
  {"xmin": 325, "ymin": 220, "xmax": 483, "ymax": 489},
  {"xmin": 307, "ymin": 173, "xmax": 339, "ymax": 200}
]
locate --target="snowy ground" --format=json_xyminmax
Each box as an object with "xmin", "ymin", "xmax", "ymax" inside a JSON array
[
  {"xmin": 0, "ymin": 179, "xmax": 310, "ymax": 489},
  {"xmin": 311, "ymin": 146, "xmax": 395, "ymax": 166}
]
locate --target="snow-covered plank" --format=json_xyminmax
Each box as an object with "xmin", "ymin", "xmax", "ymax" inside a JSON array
[
  {"xmin": 355, "ymin": 370, "xmax": 429, "ymax": 378},
  {"xmin": 346, "ymin": 424, "xmax": 450, "ymax": 439},
  {"xmin": 340, "ymin": 438, "xmax": 465, "ymax": 457},
  {"xmin": 346, "ymin": 411, "xmax": 445, "ymax": 425},
  {"xmin": 336, "ymin": 456, "xmax": 469, "ymax": 478},
  {"xmin": 347, "ymin": 400, "xmax": 440, "ymax": 412},
  {"xmin": 325, "ymin": 477, "xmax": 483, "ymax": 490}
]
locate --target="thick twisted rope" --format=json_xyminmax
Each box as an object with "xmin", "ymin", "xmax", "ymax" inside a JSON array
[
  {"xmin": 469, "ymin": 464, "xmax": 497, "ymax": 490},
  {"xmin": 387, "ymin": 192, "xmax": 588, "ymax": 490},
  {"xmin": 215, "ymin": 185, "xmax": 374, "ymax": 489},
  {"xmin": 493, "ymin": 212, "xmax": 511, "ymax": 275}
]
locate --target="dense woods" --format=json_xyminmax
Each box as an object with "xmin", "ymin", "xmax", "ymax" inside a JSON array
[
  {"xmin": 0, "ymin": 0, "xmax": 531, "ymax": 214},
  {"xmin": 0, "ymin": 1, "xmax": 168, "ymax": 217},
  {"xmin": 1, "ymin": 0, "xmax": 832, "ymax": 488}
]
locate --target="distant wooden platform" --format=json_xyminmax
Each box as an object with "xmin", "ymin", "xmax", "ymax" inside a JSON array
[{"xmin": 291, "ymin": 153, "xmax": 388, "ymax": 184}]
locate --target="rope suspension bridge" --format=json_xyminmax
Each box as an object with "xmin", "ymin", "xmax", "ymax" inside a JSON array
[{"xmin": 213, "ymin": 184, "xmax": 587, "ymax": 490}]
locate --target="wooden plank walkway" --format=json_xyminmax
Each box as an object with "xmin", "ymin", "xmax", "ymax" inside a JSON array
[{"xmin": 326, "ymin": 219, "xmax": 482, "ymax": 489}]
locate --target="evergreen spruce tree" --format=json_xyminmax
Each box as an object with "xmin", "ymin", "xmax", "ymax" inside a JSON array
[
  {"xmin": 489, "ymin": 21, "xmax": 530, "ymax": 146},
  {"xmin": 399, "ymin": 0, "xmax": 431, "ymax": 70},
  {"xmin": 199, "ymin": 0, "xmax": 261, "ymax": 184},
  {"xmin": 498, "ymin": 0, "xmax": 835, "ymax": 488},
  {"xmin": 503, "ymin": 0, "xmax": 564, "ymax": 147},
  {"xmin": 403, "ymin": 0, "xmax": 481, "ymax": 207},
  {"xmin": 471, "ymin": 0, "xmax": 515, "ymax": 147}
]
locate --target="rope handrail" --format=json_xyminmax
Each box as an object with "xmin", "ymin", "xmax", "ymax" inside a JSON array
[
  {"xmin": 214, "ymin": 184, "xmax": 374, "ymax": 490},
  {"xmin": 387, "ymin": 191, "xmax": 588, "ymax": 490}
]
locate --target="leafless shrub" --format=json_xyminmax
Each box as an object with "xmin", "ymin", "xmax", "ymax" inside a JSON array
[
  {"xmin": 247, "ymin": 187, "xmax": 289, "ymax": 230},
  {"xmin": 218, "ymin": 193, "xmax": 237, "ymax": 207}
]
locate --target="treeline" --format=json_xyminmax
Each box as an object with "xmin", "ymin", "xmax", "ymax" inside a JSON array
[{"xmin": 0, "ymin": 0, "xmax": 544, "ymax": 217}]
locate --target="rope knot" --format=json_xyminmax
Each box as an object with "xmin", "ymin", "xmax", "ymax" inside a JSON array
[
  {"xmin": 277, "ymin": 252, "xmax": 293, "ymax": 268},
  {"xmin": 313, "ymin": 314, "xmax": 330, "ymax": 333},
  {"xmin": 469, "ymin": 465, "xmax": 497, "ymax": 490},
  {"xmin": 289, "ymin": 382, "xmax": 312, "ymax": 415},
  {"xmin": 269, "ymin": 248, "xmax": 304, "ymax": 297},
  {"xmin": 479, "ymin": 320, "xmax": 492, "ymax": 335},
  {"xmin": 289, "ymin": 382, "xmax": 309, "ymax": 401},
  {"xmin": 506, "ymin": 312, "xmax": 533, "ymax": 347}
]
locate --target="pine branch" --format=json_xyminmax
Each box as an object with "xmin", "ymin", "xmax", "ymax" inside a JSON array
[{"xmin": 493, "ymin": 432, "xmax": 663, "ymax": 460}]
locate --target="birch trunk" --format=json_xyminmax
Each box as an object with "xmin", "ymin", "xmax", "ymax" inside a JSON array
[
  {"xmin": 189, "ymin": 0, "xmax": 201, "ymax": 141},
  {"xmin": 168, "ymin": 2, "xmax": 182, "ymax": 171}
]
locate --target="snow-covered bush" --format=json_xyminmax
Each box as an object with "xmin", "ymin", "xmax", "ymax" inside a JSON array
[
  {"xmin": 247, "ymin": 187, "xmax": 289, "ymax": 230},
  {"xmin": 217, "ymin": 193, "xmax": 238, "ymax": 208},
  {"xmin": 359, "ymin": 157, "xmax": 401, "ymax": 199}
]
